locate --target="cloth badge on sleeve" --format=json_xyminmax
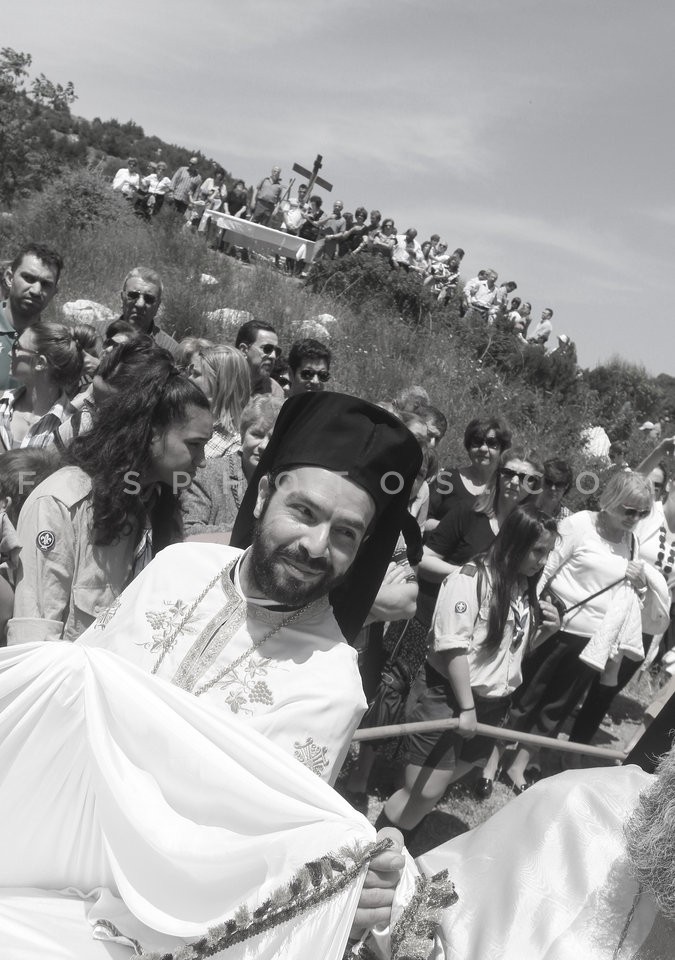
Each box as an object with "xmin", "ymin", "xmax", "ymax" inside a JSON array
[
  {"xmin": 36, "ymin": 530, "xmax": 56, "ymax": 551},
  {"xmin": 454, "ymin": 600, "xmax": 468, "ymax": 614}
]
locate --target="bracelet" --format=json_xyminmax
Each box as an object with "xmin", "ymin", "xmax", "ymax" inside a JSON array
[{"xmin": 459, "ymin": 706, "xmax": 476, "ymax": 713}]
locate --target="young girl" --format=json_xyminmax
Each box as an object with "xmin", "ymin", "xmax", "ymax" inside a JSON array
[{"xmin": 380, "ymin": 504, "xmax": 560, "ymax": 832}]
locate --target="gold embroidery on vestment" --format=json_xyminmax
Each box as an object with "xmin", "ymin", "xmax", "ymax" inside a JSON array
[{"xmin": 171, "ymin": 558, "xmax": 246, "ymax": 692}]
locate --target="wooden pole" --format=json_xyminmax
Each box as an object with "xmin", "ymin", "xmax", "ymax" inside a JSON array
[{"xmin": 353, "ymin": 718, "xmax": 627, "ymax": 761}]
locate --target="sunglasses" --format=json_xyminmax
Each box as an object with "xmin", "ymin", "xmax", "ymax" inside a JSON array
[
  {"xmin": 500, "ymin": 467, "xmax": 543, "ymax": 490},
  {"xmin": 299, "ymin": 368, "xmax": 330, "ymax": 382},
  {"xmin": 621, "ymin": 505, "xmax": 651, "ymax": 520},
  {"xmin": 125, "ymin": 290, "xmax": 157, "ymax": 305},
  {"xmin": 260, "ymin": 343, "xmax": 282, "ymax": 357},
  {"xmin": 544, "ymin": 478, "xmax": 567, "ymax": 491},
  {"xmin": 469, "ymin": 437, "xmax": 500, "ymax": 450}
]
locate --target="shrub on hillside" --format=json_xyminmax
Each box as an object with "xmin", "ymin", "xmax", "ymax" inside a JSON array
[{"xmin": 303, "ymin": 252, "xmax": 462, "ymax": 327}]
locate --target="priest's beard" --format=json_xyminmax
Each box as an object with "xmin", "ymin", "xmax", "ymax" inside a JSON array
[
  {"xmin": 624, "ymin": 749, "xmax": 675, "ymax": 921},
  {"xmin": 249, "ymin": 511, "xmax": 349, "ymax": 608}
]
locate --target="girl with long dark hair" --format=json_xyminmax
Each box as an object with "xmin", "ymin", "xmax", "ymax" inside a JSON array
[
  {"xmin": 9, "ymin": 364, "xmax": 212, "ymax": 643},
  {"xmin": 380, "ymin": 505, "xmax": 560, "ymax": 833}
]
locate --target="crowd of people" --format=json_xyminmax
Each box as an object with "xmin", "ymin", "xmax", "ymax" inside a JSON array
[
  {"xmin": 111, "ymin": 156, "xmax": 569, "ymax": 349},
  {"xmin": 1, "ymin": 238, "xmax": 675, "ymax": 957}
]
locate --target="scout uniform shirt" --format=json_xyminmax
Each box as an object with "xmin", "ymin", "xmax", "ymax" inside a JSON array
[
  {"xmin": 8, "ymin": 466, "xmax": 141, "ymax": 643},
  {"xmin": 426, "ymin": 563, "xmax": 533, "ymax": 698}
]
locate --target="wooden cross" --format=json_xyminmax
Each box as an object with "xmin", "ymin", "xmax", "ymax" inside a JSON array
[{"xmin": 292, "ymin": 154, "xmax": 333, "ymax": 196}]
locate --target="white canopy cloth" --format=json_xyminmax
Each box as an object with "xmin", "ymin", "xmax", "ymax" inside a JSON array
[
  {"xmin": 0, "ymin": 641, "xmax": 375, "ymax": 958},
  {"xmin": 200, "ymin": 210, "xmax": 317, "ymax": 262},
  {"xmin": 419, "ymin": 765, "xmax": 662, "ymax": 959}
]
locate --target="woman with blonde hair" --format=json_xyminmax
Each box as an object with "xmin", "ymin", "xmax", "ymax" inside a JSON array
[
  {"xmin": 187, "ymin": 344, "xmax": 252, "ymax": 458},
  {"xmin": 505, "ymin": 469, "xmax": 669, "ymax": 788}
]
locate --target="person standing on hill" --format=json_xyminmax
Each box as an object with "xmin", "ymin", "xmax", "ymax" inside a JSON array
[
  {"xmin": 249, "ymin": 164, "xmax": 284, "ymax": 225},
  {"xmin": 169, "ymin": 156, "xmax": 202, "ymax": 215},
  {"xmin": 528, "ymin": 307, "xmax": 554, "ymax": 345},
  {"xmin": 111, "ymin": 157, "xmax": 141, "ymax": 198},
  {"xmin": 0, "ymin": 243, "xmax": 63, "ymax": 390}
]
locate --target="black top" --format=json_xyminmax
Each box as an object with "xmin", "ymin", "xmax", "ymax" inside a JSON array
[
  {"xmin": 416, "ymin": 501, "xmax": 496, "ymax": 627},
  {"xmin": 427, "ymin": 467, "xmax": 480, "ymax": 521}
]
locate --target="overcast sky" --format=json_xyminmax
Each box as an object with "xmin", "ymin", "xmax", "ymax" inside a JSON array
[{"xmin": 5, "ymin": 0, "xmax": 674, "ymax": 374}]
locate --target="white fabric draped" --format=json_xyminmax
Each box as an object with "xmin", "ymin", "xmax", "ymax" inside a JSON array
[
  {"xmin": 0, "ymin": 641, "xmax": 375, "ymax": 958},
  {"xmin": 418, "ymin": 765, "xmax": 658, "ymax": 959}
]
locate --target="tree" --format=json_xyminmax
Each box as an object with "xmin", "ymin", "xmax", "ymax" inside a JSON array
[
  {"xmin": 0, "ymin": 47, "xmax": 78, "ymax": 204},
  {"xmin": 585, "ymin": 357, "xmax": 665, "ymax": 437}
]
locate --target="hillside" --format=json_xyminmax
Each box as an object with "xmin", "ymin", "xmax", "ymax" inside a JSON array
[{"xmin": 1, "ymin": 44, "xmax": 673, "ymax": 447}]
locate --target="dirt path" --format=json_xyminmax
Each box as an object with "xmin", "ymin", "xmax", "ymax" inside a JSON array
[{"xmin": 337, "ymin": 667, "xmax": 669, "ymax": 858}]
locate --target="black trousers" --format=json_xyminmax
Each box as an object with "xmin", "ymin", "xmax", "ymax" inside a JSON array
[
  {"xmin": 569, "ymin": 633, "xmax": 651, "ymax": 744},
  {"xmin": 509, "ymin": 631, "xmax": 597, "ymax": 736}
]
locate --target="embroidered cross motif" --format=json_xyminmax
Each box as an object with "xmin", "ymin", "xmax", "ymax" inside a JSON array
[{"xmin": 293, "ymin": 737, "xmax": 329, "ymax": 777}]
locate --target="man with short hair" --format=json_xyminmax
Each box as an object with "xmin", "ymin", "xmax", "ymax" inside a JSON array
[
  {"xmin": 112, "ymin": 157, "xmax": 141, "ymax": 198},
  {"xmin": 528, "ymin": 307, "xmax": 554, "ymax": 345},
  {"xmin": 112, "ymin": 267, "xmax": 179, "ymax": 357},
  {"xmin": 0, "ymin": 243, "xmax": 63, "ymax": 389},
  {"xmin": 235, "ymin": 319, "xmax": 284, "ymax": 397},
  {"xmin": 287, "ymin": 337, "xmax": 332, "ymax": 396},
  {"xmin": 169, "ymin": 156, "xmax": 202, "ymax": 215},
  {"xmin": 315, "ymin": 200, "xmax": 347, "ymax": 260},
  {"xmin": 0, "ymin": 393, "xmax": 424, "ymax": 957},
  {"xmin": 392, "ymin": 228, "xmax": 424, "ymax": 270},
  {"xmin": 249, "ymin": 165, "xmax": 284, "ymax": 225},
  {"xmin": 463, "ymin": 268, "xmax": 499, "ymax": 323}
]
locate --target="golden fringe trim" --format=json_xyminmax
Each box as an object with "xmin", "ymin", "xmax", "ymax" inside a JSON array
[
  {"xmin": 102, "ymin": 838, "xmax": 392, "ymax": 959},
  {"xmin": 390, "ymin": 869, "xmax": 458, "ymax": 960}
]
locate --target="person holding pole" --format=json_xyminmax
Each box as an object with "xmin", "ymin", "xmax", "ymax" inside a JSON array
[{"xmin": 379, "ymin": 505, "xmax": 559, "ymax": 834}]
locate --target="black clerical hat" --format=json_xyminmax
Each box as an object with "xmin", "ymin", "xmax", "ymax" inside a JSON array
[{"xmin": 230, "ymin": 392, "xmax": 423, "ymax": 641}]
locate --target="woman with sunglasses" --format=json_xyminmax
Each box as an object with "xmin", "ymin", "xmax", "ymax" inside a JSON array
[
  {"xmin": 569, "ymin": 454, "xmax": 675, "ymax": 746},
  {"xmin": 504, "ymin": 470, "xmax": 667, "ymax": 788},
  {"xmin": 379, "ymin": 505, "xmax": 559, "ymax": 833},
  {"xmin": 427, "ymin": 416, "xmax": 512, "ymax": 531},
  {"xmin": 0, "ymin": 323, "xmax": 85, "ymax": 452}
]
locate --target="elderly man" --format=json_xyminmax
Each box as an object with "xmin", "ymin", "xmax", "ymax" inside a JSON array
[
  {"xmin": 463, "ymin": 268, "xmax": 500, "ymax": 323},
  {"xmin": 393, "ymin": 228, "xmax": 424, "ymax": 270},
  {"xmin": 249, "ymin": 164, "xmax": 284, "ymax": 224},
  {"xmin": 235, "ymin": 318, "xmax": 284, "ymax": 397},
  {"xmin": 287, "ymin": 336, "xmax": 332, "ymax": 396},
  {"xmin": 169, "ymin": 156, "xmax": 202, "ymax": 215},
  {"xmin": 104, "ymin": 266, "xmax": 179, "ymax": 357},
  {"xmin": 0, "ymin": 393, "xmax": 427, "ymax": 958},
  {"xmin": 0, "ymin": 242, "xmax": 63, "ymax": 389}
]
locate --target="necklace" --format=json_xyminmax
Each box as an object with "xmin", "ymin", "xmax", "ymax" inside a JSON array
[
  {"xmin": 152, "ymin": 560, "xmax": 316, "ymax": 693},
  {"xmin": 655, "ymin": 524, "xmax": 675, "ymax": 580},
  {"xmin": 612, "ymin": 884, "xmax": 642, "ymax": 960}
]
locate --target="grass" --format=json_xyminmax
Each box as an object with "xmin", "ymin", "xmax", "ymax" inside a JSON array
[{"xmin": 0, "ymin": 168, "xmax": 611, "ymax": 477}]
